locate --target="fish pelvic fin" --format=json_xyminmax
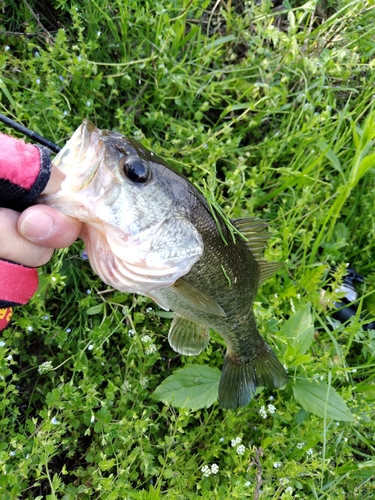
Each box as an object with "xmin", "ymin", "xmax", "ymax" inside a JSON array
[
  {"xmin": 218, "ymin": 346, "xmax": 288, "ymax": 409},
  {"xmin": 168, "ymin": 313, "xmax": 210, "ymax": 356}
]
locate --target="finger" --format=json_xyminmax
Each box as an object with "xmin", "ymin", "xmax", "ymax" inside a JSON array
[
  {"xmin": 18, "ymin": 205, "xmax": 82, "ymax": 248},
  {"xmin": 0, "ymin": 207, "xmax": 53, "ymax": 267}
]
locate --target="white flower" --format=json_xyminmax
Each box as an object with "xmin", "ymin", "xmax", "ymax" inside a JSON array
[
  {"xmin": 145, "ymin": 344, "xmax": 157, "ymax": 355},
  {"xmin": 0, "ymin": 341, "xmax": 5, "ymax": 347},
  {"xmin": 27, "ymin": 326, "xmax": 33, "ymax": 332},
  {"xmin": 201, "ymin": 465, "xmax": 211, "ymax": 477},
  {"xmin": 87, "ymin": 344, "xmax": 94, "ymax": 351},
  {"xmin": 273, "ymin": 461, "xmax": 282, "ymax": 468},
  {"xmin": 38, "ymin": 361, "xmax": 53, "ymax": 374},
  {"xmin": 306, "ymin": 448, "xmax": 314, "ymax": 455},
  {"xmin": 211, "ymin": 463, "xmax": 219, "ymax": 474},
  {"xmin": 97, "ymin": 30, "xmax": 101, "ymax": 36},
  {"xmin": 51, "ymin": 417, "xmax": 59, "ymax": 425},
  {"xmin": 122, "ymin": 380, "xmax": 132, "ymax": 393},
  {"xmin": 91, "ymin": 415, "xmax": 95, "ymax": 423},
  {"xmin": 5, "ymin": 46, "xmax": 10, "ymax": 51},
  {"xmin": 141, "ymin": 335, "xmax": 152, "ymax": 343},
  {"xmin": 10, "ymin": 451, "xmax": 16, "ymax": 456},
  {"xmin": 231, "ymin": 436, "xmax": 242, "ymax": 447},
  {"xmin": 279, "ymin": 477, "xmax": 289, "ymax": 485},
  {"xmin": 6, "ymin": 354, "xmax": 12, "ymax": 360},
  {"xmin": 128, "ymin": 329, "xmax": 135, "ymax": 336},
  {"xmin": 285, "ymin": 486, "xmax": 293, "ymax": 494},
  {"xmin": 259, "ymin": 406, "xmax": 267, "ymax": 419},
  {"xmin": 236, "ymin": 444, "xmax": 246, "ymax": 455},
  {"xmin": 86, "ymin": 101, "xmax": 91, "ymax": 107},
  {"xmin": 296, "ymin": 442, "xmax": 305, "ymax": 449},
  {"xmin": 268, "ymin": 404, "xmax": 276, "ymax": 414}
]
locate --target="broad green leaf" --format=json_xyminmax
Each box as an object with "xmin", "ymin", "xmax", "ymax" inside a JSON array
[
  {"xmin": 86, "ymin": 304, "xmax": 104, "ymax": 315},
  {"xmin": 152, "ymin": 365, "xmax": 221, "ymax": 410},
  {"xmin": 292, "ymin": 377, "xmax": 354, "ymax": 422},
  {"xmin": 283, "ymin": 303, "xmax": 315, "ymax": 357}
]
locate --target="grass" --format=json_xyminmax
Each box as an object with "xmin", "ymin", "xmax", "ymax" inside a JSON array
[{"xmin": 1, "ymin": 0, "xmax": 375, "ymax": 498}]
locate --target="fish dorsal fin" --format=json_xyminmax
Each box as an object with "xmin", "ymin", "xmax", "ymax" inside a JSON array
[
  {"xmin": 232, "ymin": 218, "xmax": 283, "ymax": 285},
  {"xmin": 258, "ymin": 260, "xmax": 284, "ymax": 286},
  {"xmin": 232, "ymin": 217, "xmax": 271, "ymax": 260},
  {"xmin": 168, "ymin": 313, "xmax": 210, "ymax": 355},
  {"xmin": 172, "ymin": 278, "xmax": 226, "ymax": 317}
]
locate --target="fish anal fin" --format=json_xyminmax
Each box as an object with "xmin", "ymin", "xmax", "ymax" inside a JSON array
[
  {"xmin": 218, "ymin": 346, "xmax": 288, "ymax": 409},
  {"xmin": 172, "ymin": 278, "xmax": 226, "ymax": 317},
  {"xmin": 168, "ymin": 313, "xmax": 210, "ymax": 356},
  {"xmin": 258, "ymin": 260, "xmax": 284, "ymax": 286}
]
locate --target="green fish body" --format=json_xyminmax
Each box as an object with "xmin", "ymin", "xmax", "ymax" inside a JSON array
[{"xmin": 40, "ymin": 119, "xmax": 288, "ymax": 409}]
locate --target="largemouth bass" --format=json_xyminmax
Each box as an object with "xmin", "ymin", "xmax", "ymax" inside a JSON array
[{"xmin": 40, "ymin": 119, "xmax": 288, "ymax": 409}]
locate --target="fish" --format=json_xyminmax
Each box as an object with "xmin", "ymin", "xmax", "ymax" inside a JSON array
[{"xmin": 39, "ymin": 119, "xmax": 288, "ymax": 409}]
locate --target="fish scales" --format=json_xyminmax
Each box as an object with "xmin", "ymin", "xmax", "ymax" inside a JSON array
[{"xmin": 39, "ymin": 119, "xmax": 288, "ymax": 409}]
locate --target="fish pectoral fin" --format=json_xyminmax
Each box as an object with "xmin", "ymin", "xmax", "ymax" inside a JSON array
[
  {"xmin": 172, "ymin": 278, "xmax": 226, "ymax": 317},
  {"xmin": 168, "ymin": 313, "xmax": 210, "ymax": 356},
  {"xmin": 258, "ymin": 260, "xmax": 284, "ymax": 286}
]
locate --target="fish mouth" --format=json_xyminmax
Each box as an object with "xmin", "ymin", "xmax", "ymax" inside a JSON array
[{"xmin": 52, "ymin": 118, "xmax": 105, "ymax": 192}]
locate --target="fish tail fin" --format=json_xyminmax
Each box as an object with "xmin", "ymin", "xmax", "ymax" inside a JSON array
[{"xmin": 218, "ymin": 346, "xmax": 288, "ymax": 409}]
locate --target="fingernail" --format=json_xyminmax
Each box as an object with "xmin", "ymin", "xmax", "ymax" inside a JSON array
[{"xmin": 20, "ymin": 211, "xmax": 55, "ymax": 241}]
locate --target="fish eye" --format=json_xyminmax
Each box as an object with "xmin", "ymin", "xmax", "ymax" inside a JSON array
[{"xmin": 120, "ymin": 157, "xmax": 151, "ymax": 184}]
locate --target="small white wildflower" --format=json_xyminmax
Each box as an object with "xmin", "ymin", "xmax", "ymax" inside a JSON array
[
  {"xmin": 336, "ymin": 422, "xmax": 340, "ymax": 427},
  {"xmin": 87, "ymin": 344, "xmax": 94, "ymax": 351},
  {"xmin": 145, "ymin": 344, "xmax": 157, "ymax": 355},
  {"xmin": 86, "ymin": 289, "xmax": 91, "ymax": 294},
  {"xmin": 268, "ymin": 404, "xmax": 276, "ymax": 414},
  {"xmin": 219, "ymin": 437, "xmax": 224, "ymax": 442},
  {"xmin": 91, "ymin": 415, "xmax": 95, "ymax": 423},
  {"xmin": 285, "ymin": 486, "xmax": 293, "ymax": 494},
  {"xmin": 306, "ymin": 448, "xmax": 314, "ymax": 456},
  {"xmin": 274, "ymin": 293, "xmax": 278, "ymax": 298},
  {"xmin": 141, "ymin": 335, "xmax": 152, "ymax": 343},
  {"xmin": 128, "ymin": 329, "xmax": 135, "ymax": 336},
  {"xmin": 0, "ymin": 341, "xmax": 5, "ymax": 347},
  {"xmin": 51, "ymin": 277, "xmax": 57, "ymax": 282},
  {"xmin": 77, "ymin": 56, "xmax": 82, "ymax": 61},
  {"xmin": 211, "ymin": 463, "xmax": 219, "ymax": 474},
  {"xmin": 140, "ymin": 377, "xmax": 149, "ymax": 388},
  {"xmin": 268, "ymin": 395, "xmax": 274, "ymax": 401},
  {"xmin": 59, "ymin": 75, "xmax": 65, "ymax": 81},
  {"xmin": 43, "ymin": 315, "xmax": 49, "ymax": 320},
  {"xmin": 122, "ymin": 380, "xmax": 132, "ymax": 393},
  {"xmin": 63, "ymin": 110, "xmax": 69, "ymax": 116},
  {"xmin": 6, "ymin": 354, "xmax": 12, "ymax": 361},
  {"xmin": 146, "ymin": 307, "xmax": 153, "ymax": 313},
  {"xmin": 236, "ymin": 444, "xmax": 246, "ymax": 455},
  {"xmin": 259, "ymin": 406, "xmax": 267, "ymax": 419},
  {"xmin": 27, "ymin": 326, "xmax": 33, "ymax": 332},
  {"xmin": 38, "ymin": 361, "xmax": 53, "ymax": 374},
  {"xmin": 201, "ymin": 465, "xmax": 211, "ymax": 477},
  {"xmin": 279, "ymin": 477, "xmax": 289, "ymax": 485},
  {"xmin": 244, "ymin": 481, "xmax": 251, "ymax": 487},
  {"xmin": 86, "ymin": 101, "xmax": 91, "ymax": 107},
  {"xmin": 34, "ymin": 51, "xmax": 39, "ymax": 57},
  {"xmin": 5, "ymin": 46, "xmax": 10, "ymax": 51},
  {"xmin": 352, "ymin": 368, "xmax": 357, "ymax": 373},
  {"xmin": 10, "ymin": 451, "xmax": 16, "ymax": 456},
  {"xmin": 51, "ymin": 417, "xmax": 59, "ymax": 425},
  {"xmin": 26, "ymin": 454, "xmax": 29, "ymax": 459},
  {"xmin": 296, "ymin": 442, "xmax": 305, "ymax": 449},
  {"xmin": 231, "ymin": 436, "xmax": 242, "ymax": 447},
  {"xmin": 66, "ymin": 328, "xmax": 71, "ymax": 333},
  {"xmin": 97, "ymin": 30, "xmax": 101, "ymax": 36},
  {"xmin": 273, "ymin": 461, "xmax": 282, "ymax": 468}
]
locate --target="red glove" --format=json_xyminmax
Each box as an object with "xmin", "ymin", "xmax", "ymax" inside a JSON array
[{"xmin": 0, "ymin": 132, "xmax": 52, "ymax": 330}]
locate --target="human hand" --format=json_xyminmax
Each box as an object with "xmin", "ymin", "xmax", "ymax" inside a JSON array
[{"xmin": 0, "ymin": 165, "xmax": 82, "ymax": 267}]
